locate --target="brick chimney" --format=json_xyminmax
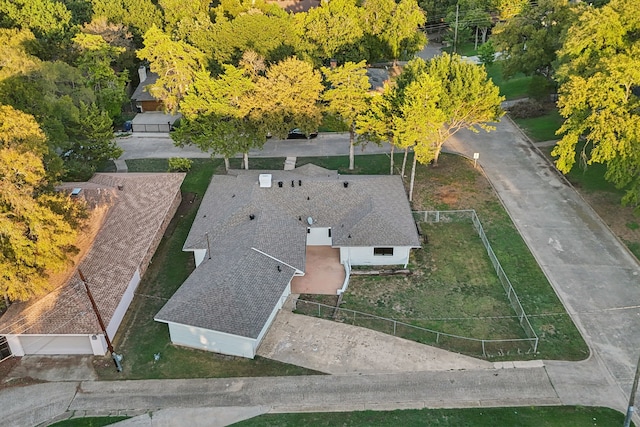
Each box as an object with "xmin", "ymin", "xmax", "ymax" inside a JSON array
[{"xmin": 138, "ymin": 66, "xmax": 147, "ymax": 83}]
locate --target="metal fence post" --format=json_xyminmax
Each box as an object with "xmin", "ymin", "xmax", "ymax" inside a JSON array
[
  {"xmin": 482, "ymin": 340, "xmax": 486, "ymax": 358},
  {"xmin": 393, "ymin": 320, "xmax": 397, "ymax": 335}
]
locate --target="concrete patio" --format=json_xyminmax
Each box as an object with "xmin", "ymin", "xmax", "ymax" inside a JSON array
[{"xmin": 291, "ymin": 246, "xmax": 345, "ymax": 295}]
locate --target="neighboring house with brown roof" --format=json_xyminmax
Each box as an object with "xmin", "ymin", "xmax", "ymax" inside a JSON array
[
  {"xmin": 130, "ymin": 66, "xmax": 181, "ymax": 132},
  {"xmin": 0, "ymin": 173, "xmax": 184, "ymax": 356},
  {"xmin": 155, "ymin": 165, "xmax": 420, "ymax": 358}
]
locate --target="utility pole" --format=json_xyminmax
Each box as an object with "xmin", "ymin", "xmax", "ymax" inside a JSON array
[
  {"xmin": 453, "ymin": 3, "xmax": 460, "ymax": 54},
  {"xmin": 78, "ymin": 269, "xmax": 123, "ymax": 372},
  {"xmin": 624, "ymin": 352, "xmax": 640, "ymax": 427}
]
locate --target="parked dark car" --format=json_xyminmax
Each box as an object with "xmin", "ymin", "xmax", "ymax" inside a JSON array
[{"xmin": 287, "ymin": 128, "xmax": 318, "ymax": 139}]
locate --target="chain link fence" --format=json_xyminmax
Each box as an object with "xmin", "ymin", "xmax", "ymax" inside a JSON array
[
  {"xmin": 293, "ymin": 299, "xmax": 537, "ymax": 358},
  {"xmin": 413, "ymin": 210, "xmax": 539, "ymax": 353}
]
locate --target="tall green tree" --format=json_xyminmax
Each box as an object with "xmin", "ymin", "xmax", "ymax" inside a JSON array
[
  {"xmin": 298, "ymin": 0, "xmax": 365, "ymax": 63},
  {"xmin": 552, "ymin": 0, "xmax": 640, "ymax": 209},
  {"xmin": 395, "ymin": 72, "xmax": 444, "ymax": 201},
  {"xmin": 73, "ymin": 32, "xmax": 128, "ymax": 120},
  {"xmin": 0, "ymin": 0, "xmax": 72, "ymax": 37},
  {"xmin": 492, "ymin": 0, "xmax": 577, "ymax": 80},
  {"xmin": 175, "ymin": 65, "xmax": 259, "ymax": 170},
  {"xmin": 137, "ymin": 25, "xmax": 207, "ymax": 114},
  {"xmin": 424, "ymin": 53, "xmax": 504, "ymax": 165},
  {"xmin": 90, "ymin": 0, "xmax": 162, "ymax": 39},
  {"xmin": 0, "ymin": 105, "xmax": 84, "ymax": 304},
  {"xmin": 208, "ymin": 11, "xmax": 299, "ymax": 68},
  {"xmin": 62, "ymin": 102, "xmax": 122, "ymax": 180},
  {"xmin": 322, "ymin": 61, "xmax": 372, "ymax": 170},
  {"xmin": 356, "ymin": 83, "xmax": 401, "ymax": 175},
  {"xmin": 247, "ymin": 57, "xmax": 324, "ymax": 140},
  {"xmin": 362, "ymin": 0, "xmax": 426, "ymax": 64}
]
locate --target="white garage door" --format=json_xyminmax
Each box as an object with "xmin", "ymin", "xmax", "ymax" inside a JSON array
[{"xmin": 19, "ymin": 335, "xmax": 93, "ymax": 355}]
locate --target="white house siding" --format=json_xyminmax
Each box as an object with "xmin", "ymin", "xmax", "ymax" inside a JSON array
[
  {"xmin": 11, "ymin": 335, "xmax": 94, "ymax": 355},
  {"xmin": 166, "ymin": 322, "xmax": 257, "ymax": 358},
  {"xmin": 193, "ymin": 249, "xmax": 207, "ymax": 268},
  {"xmin": 255, "ymin": 283, "xmax": 291, "ymax": 347},
  {"xmin": 306, "ymin": 227, "xmax": 332, "ymax": 246},
  {"xmin": 107, "ymin": 268, "xmax": 141, "ymax": 340},
  {"xmin": 340, "ymin": 246, "xmax": 411, "ymax": 267}
]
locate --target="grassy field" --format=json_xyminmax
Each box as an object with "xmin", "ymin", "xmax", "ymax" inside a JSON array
[
  {"xmin": 301, "ymin": 154, "xmax": 587, "ymax": 361},
  {"xmin": 485, "ymin": 62, "xmax": 532, "ymax": 100},
  {"xmin": 94, "ymin": 158, "xmax": 321, "ymax": 380},
  {"xmin": 231, "ymin": 406, "xmax": 628, "ymax": 427},
  {"xmin": 512, "ymin": 108, "xmax": 564, "ymax": 142},
  {"xmin": 48, "ymin": 416, "xmax": 129, "ymax": 427}
]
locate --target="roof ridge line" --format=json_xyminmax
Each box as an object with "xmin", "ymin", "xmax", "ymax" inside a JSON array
[{"xmin": 250, "ymin": 247, "xmax": 301, "ymax": 273}]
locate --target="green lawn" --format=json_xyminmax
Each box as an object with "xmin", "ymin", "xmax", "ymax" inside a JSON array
[
  {"xmin": 442, "ymin": 41, "xmax": 478, "ymax": 56},
  {"xmin": 512, "ymin": 108, "xmax": 564, "ymax": 142},
  {"xmin": 328, "ymin": 220, "xmax": 529, "ymax": 357},
  {"xmin": 231, "ymin": 406, "xmax": 629, "ymax": 427},
  {"xmin": 48, "ymin": 417, "xmax": 129, "ymax": 427},
  {"xmin": 485, "ymin": 61, "xmax": 532, "ymax": 100},
  {"xmin": 94, "ymin": 158, "xmax": 322, "ymax": 380}
]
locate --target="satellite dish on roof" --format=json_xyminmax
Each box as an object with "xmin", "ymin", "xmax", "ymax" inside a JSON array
[{"xmin": 307, "ymin": 217, "xmax": 313, "ymax": 225}]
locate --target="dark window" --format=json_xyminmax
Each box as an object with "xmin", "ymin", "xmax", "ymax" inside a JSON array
[{"xmin": 373, "ymin": 247, "xmax": 394, "ymax": 256}]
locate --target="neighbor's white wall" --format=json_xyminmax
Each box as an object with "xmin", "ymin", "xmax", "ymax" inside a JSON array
[
  {"xmin": 340, "ymin": 246, "xmax": 411, "ymax": 266},
  {"xmin": 90, "ymin": 334, "xmax": 108, "ymax": 355},
  {"xmin": 193, "ymin": 249, "xmax": 207, "ymax": 267},
  {"xmin": 166, "ymin": 322, "xmax": 257, "ymax": 358},
  {"xmin": 17, "ymin": 335, "xmax": 94, "ymax": 355},
  {"xmin": 6, "ymin": 335, "xmax": 24, "ymax": 356},
  {"xmin": 107, "ymin": 268, "xmax": 141, "ymax": 339},
  {"xmin": 255, "ymin": 283, "xmax": 291, "ymax": 348}
]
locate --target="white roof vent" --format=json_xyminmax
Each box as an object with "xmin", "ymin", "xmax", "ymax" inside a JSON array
[
  {"xmin": 307, "ymin": 217, "xmax": 313, "ymax": 225},
  {"xmin": 259, "ymin": 174, "xmax": 272, "ymax": 188}
]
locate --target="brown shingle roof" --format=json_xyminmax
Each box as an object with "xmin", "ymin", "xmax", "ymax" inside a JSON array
[{"xmin": 0, "ymin": 173, "xmax": 185, "ymax": 336}]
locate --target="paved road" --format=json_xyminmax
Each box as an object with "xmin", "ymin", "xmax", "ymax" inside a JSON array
[
  {"xmin": 445, "ymin": 117, "xmax": 640, "ymax": 411},
  {"xmin": 3, "ymin": 365, "xmax": 609, "ymax": 427},
  {"xmin": 116, "ymin": 132, "xmax": 392, "ymax": 160}
]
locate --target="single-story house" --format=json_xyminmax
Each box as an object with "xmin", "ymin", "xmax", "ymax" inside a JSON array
[
  {"xmin": 155, "ymin": 165, "xmax": 420, "ymax": 358},
  {"xmin": 0, "ymin": 173, "xmax": 184, "ymax": 356},
  {"xmin": 130, "ymin": 66, "xmax": 181, "ymax": 132}
]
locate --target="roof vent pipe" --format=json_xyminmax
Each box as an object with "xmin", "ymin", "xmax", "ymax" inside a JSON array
[
  {"xmin": 278, "ymin": 181, "xmax": 283, "ymax": 187},
  {"xmin": 344, "ymin": 182, "xmax": 349, "ymax": 188},
  {"xmin": 298, "ymin": 180, "xmax": 302, "ymax": 186},
  {"xmin": 291, "ymin": 180, "xmax": 295, "ymax": 187},
  {"xmin": 249, "ymin": 214, "xmax": 255, "ymax": 220}
]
